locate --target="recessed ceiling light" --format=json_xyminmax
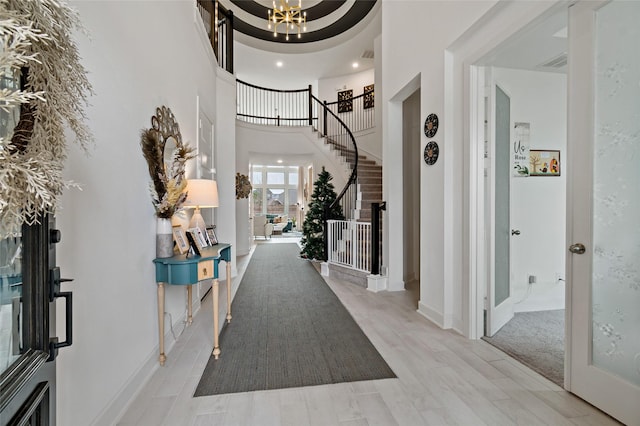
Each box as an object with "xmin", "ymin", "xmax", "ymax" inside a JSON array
[
  {"xmin": 276, "ymin": 61, "xmax": 283, "ymax": 67},
  {"xmin": 277, "ymin": 159, "xmax": 283, "ymax": 163},
  {"xmin": 352, "ymin": 62, "xmax": 359, "ymax": 69}
]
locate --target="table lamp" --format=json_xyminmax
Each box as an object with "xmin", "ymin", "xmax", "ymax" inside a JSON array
[{"xmin": 183, "ymin": 179, "xmax": 219, "ymax": 231}]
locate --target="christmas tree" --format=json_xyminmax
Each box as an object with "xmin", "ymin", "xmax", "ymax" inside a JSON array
[{"xmin": 300, "ymin": 167, "xmax": 344, "ymax": 261}]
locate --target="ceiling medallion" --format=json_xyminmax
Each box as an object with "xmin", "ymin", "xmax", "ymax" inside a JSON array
[{"xmin": 268, "ymin": 0, "xmax": 307, "ymax": 41}]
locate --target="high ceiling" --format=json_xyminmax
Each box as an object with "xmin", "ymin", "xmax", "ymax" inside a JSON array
[
  {"xmin": 221, "ymin": 0, "xmax": 381, "ymax": 89},
  {"xmin": 226, "ymin": 0, "xmax": 568, "ymax": 92},
  {"xmin": 223, "ymin": 0, "xmax": 377, "ymax": 45}
]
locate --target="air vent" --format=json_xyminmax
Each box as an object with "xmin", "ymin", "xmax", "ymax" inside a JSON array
[
  {"xmin": 540, "ymin": 53, "xmax": 568, "ymax": 69},
  {"xmin": 361, "ymin": 50, "xmax": 374, "ymax": 59}
]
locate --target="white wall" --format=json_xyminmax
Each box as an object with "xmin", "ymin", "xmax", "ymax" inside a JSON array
[
  {"xmin": 317, "ymin": 68, "xmax": 375, "ymax": 105},
  {"xmin": 57, "ymin": 2, "xmax": 235, "ymax": 425},
  {"xmin": 318, "ymin": 69, "xmax": 381, "ymax": 161},
  {"xmin": 381, "ymin": 1, "xmax": 497, "ymax": 328},
  {"xmin": 492, "ymin": 67, "xmax": 567, "ymax": 310}
]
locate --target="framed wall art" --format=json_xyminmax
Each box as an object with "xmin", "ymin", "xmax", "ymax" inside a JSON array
[
  {"xmin": 363, "ymin": 84, "xmax": 374, "ymax": 109},
  {"xmin": 529, "ymin": 150, "xmax": 560, "ymax": 176},
  {"xmin": 337, "ymin": 89, "xmax": 353, "ymax": 113}
]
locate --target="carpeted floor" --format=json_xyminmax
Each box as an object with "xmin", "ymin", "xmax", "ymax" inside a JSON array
[
  {"xmin": 194, "ymin": 243, "xmax": 395, "ymax": 396},
  {"xmin": 483, "ymin": 309, "xmax": 564, "ymax": 386}
]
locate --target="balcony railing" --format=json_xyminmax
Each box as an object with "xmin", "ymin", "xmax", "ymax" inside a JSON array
[
  {"xmin": 196, "ymin": 0, "xmax": 233, "ymax": 74},
  {"xmin": 236, "ymin": 80, "xmax": 317, "ymax": 127},
  {"xmin": 324, "ymin": 91, "xmax": 375, "ymax": 133}
]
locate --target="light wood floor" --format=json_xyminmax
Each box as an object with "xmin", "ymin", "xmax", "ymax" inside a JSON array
[{"xmin": 118, "ymin": 241, "xmax": 618, "ymax": 426}]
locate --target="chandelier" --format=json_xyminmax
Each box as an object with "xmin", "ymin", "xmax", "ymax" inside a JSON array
[{"xmin": 268, "ymin": 0, "xmax": 307, "ymax": 41}]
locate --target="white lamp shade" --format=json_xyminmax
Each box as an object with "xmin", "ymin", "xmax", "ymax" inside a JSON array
[{"xmin": 183, "ymin": 179, "xmax": 219, "ymax": 209}]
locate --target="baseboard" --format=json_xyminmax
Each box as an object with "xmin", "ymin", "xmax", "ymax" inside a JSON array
[
  {"xmin": 417, "ymin": 301, "xmax": 445, "ymax": 328},
  {"xmin": 91, "ymin": 311, "xmax": 187, "ymax": 426}
]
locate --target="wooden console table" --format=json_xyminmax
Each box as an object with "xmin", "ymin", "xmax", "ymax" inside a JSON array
[{"xmin": 153, "ymin": 243, "xmax": 232, "ymax": 365}]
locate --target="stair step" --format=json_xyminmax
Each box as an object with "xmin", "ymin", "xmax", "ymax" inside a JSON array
[
  {"xmin": 358, "ymin": 183, "xmax": 382, "ymax": 192},
  {"xmin": 358, "ymin": 176, "xmax": 382, "ymax": 182},
  {"xmin": 358, "ymin": 165, "xmax": 381, "ymax": 171}
]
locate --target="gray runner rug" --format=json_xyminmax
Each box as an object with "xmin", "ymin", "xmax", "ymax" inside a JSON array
[{"xmin": 194, "ymin": 243, "xmax": 395, "ymax": 396}]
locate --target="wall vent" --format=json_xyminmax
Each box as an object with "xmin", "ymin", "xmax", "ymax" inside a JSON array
[
  {"xmin": 361, "ymin": 50, "xmax": 374, "ymax": 59},
  {"xmin": 540, "ymin": 52, "xmax": 568, "ymax": 69}
]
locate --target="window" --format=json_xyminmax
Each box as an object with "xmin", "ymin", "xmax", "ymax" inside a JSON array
[{"xmin": 251, "ymin": 165, "xmax": 301, "ymax": 216}]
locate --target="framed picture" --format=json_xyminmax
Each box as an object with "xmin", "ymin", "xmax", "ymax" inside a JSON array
[
  {"xmin": 186, "ymin": 231, "xmax": 202, "ymax": 256},
  {"xmin": 172, "ymin": 225, "xmax": 189, "ymax": 254},
  {"xmin": 337, "ymin": 89, "xmax": 353, "ymax": 113},
  {"xmin": 206, "ymin": 225, "xmax": 218, "ymax": 245},
  {"xmin": 189, "ymin": 227, "xmax": 209, "ymax": 248},
  {"xmin": 530, "ymin": 150, "xmax": 560, "ymax": 176},
  {"xmin": 363, "ymin": 84, "xmax": 374, "ymax": 109}
]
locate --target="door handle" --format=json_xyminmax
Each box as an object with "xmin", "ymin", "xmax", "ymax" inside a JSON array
[
  {"xmin": 511, "ymin": 229, "xmax": 520, "ymax": 236},
  {"xmin": 569, "ymin": 243, "xmax": 586, "ymax": 254},
  {"xmin": 48, "ymin": 266, "xmax": 74, "ymax": 361}
]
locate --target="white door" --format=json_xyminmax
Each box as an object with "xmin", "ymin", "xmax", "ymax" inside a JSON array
[
  {"xmin": 486, "ymin": 82, "xmax": 515, "ymax": 336},
  {"xmin": 567, "ymin": 1, "xmax": 640, "ymax": 424}
]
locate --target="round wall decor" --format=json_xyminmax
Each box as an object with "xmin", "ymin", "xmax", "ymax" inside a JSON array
[
  {"xmin": 424, "ymin": 113, "xmax": 439, "ymax": 138},
  {"xmin": 424, "ymin": 141, "xmax": 439, "ymax": 165}
]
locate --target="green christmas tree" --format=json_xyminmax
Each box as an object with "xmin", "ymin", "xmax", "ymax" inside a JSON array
[{"xmin": 300, "ymin": 167, "xmax": 344, "ymax": 260}]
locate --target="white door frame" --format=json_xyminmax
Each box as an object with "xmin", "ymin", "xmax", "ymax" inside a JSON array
[{"xmin": 449, "ymin": 1, "xmax": 566, "ymax": 339}]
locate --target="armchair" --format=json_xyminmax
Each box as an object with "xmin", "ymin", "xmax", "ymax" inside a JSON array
[{"xmin": 253, "ymin": 216, "xmax": 273, "ymax": 239}]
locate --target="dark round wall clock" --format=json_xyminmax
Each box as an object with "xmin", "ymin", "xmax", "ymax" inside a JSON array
[
  {"xmin": 424, "ymin": 113, "xmax": 439, "ymax": 138},
  {"xmin": 424, "ymin": 141, "xmax": 439, "ymax": 165}
]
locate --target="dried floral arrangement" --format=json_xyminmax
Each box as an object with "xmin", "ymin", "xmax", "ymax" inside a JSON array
[
  {"xmin": 140, "ymin": 106, "xmax": 195, "ymax": 219},
  {"xmin": 0, "ymin": 0, "xmax": 93, "ymax": 238},
  {"xmin": 235, "ymin": 173, "xmax": 251, "ymax": 199}
]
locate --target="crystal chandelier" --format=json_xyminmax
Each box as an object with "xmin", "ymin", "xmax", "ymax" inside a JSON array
[{"xmin": 268, "ymin": 0, "xmax": 307, "ymax": 41}]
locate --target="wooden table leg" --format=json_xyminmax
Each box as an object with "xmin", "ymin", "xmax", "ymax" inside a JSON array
[
  {"xmin": 212, "ymin": 278, "xmax": 220, "ymax": 359},
  {"xmin": 187, "ymin": 285, "xmax": 193, "ymax": 324},
  {"xmin": 157, "ymin": 282, "xmax": 166, "ymax": 366},
  {"xmin": 226, "ymin": 261, "xmax": 232, "ymax": 323}
]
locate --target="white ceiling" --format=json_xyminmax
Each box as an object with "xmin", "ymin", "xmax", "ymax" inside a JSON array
[{"xmin": 478, "ymin": 7, "xmax": 568, "ymax": 73}]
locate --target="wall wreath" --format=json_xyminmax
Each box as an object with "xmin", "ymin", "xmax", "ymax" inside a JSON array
[
  {"xmin": 0, "ymin": 0, "xmax": 94, "ymax": 238},
  {"xmin": 235, "ymin": 173, "xmax": 252, "ymax": 199}
]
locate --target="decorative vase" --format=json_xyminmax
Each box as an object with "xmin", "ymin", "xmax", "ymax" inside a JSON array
[{"xmin": 156, "ymin": 217, "xmax": 174, "ymax": 258}]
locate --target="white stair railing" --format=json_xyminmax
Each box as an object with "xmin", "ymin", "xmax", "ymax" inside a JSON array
[{"xmin": 326, "ymin": 220, "xmax": 371, "ymax": 272}]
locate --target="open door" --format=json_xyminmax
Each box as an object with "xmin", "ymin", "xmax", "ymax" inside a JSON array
[
  {"xmin": 486, "ymin": 82, "xmax": 515, "ymax": 336},
  {"xmin": 567, "ymin": 1, "xmax": 640, "ymax": 424}
]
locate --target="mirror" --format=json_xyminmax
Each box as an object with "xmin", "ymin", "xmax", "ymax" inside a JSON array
[
  {"xmin": 151, "ymin": 105, "xmax": 183, "ymax": 169},
  {"xmin": 163, "ymin": 136, "xmax": 178, "ymax": 173},
  {"xmin": 141, "ymin": 106, "xmax": 195, "ymax": 219}
]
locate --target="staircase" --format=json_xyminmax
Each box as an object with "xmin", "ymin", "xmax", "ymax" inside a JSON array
[
  {"xmin": 323, "ymin": 137, "xmax": 383, "ymax": 221},
  {"xmin": 323, "ymin": 137, "xmax": 383, "ymax": 287},
  {"xmin": 355, "ymin": 158, "xmax": 382, "ymax": 222},
  {"xmin": 234, "ymin": 80, "xmax": 383, "ymax": 285}
]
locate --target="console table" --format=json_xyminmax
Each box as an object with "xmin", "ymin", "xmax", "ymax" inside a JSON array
[{"xmin": 153, "ymin": 243, "xmax": 232, "ymax": 365}]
